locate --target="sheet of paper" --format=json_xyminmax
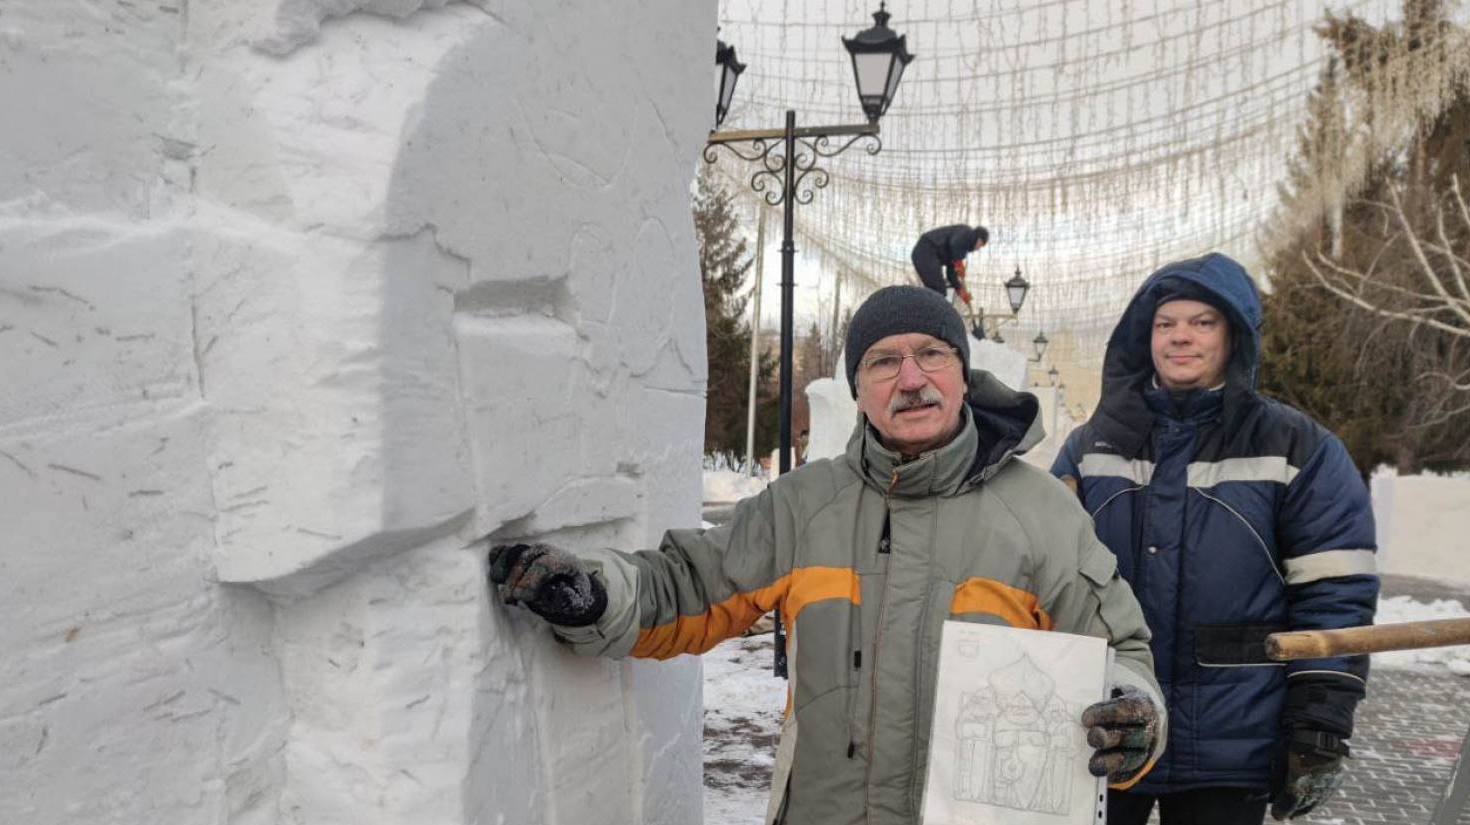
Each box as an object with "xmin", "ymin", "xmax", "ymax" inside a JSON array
[{"xmin": 921, "ymin": 621, "xmax": 1111, "ymax": 825}]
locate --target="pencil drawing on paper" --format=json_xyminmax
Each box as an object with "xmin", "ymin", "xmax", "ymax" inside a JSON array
[{"xmin": 950, "ymin": 652, "xmax": 1084, "ymax": 815}]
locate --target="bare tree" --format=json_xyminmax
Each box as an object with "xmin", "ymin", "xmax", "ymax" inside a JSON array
[{"xmin": 1303, "ymin": 179, "xmax": 1470, "ymax": 408}]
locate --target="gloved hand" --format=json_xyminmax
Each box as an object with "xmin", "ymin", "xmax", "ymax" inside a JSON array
[
  {"xmin": 1270, "ymin": 728, "xmax": 1349, "ymax": 820},
  {"xmin": 953, "ymin": 258, "xmax": 967, "ymax": 280},
  {"xmin": 956, "ymin": 286, "xmax": 973, "ymax": 306},
  {"xmin": 1081, "ymin": 685, "xmax": 1160, "ymax": 783},
  {"xmin": 487, "ymin": 543, "xmax": 607, "ymax": 627}
]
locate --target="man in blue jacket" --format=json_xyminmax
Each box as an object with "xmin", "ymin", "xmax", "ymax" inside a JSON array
[{"xmin": 1052, "ymin": 253, "xmax": 1378, "ymax": 824}]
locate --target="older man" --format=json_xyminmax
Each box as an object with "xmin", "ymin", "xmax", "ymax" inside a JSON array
[
  {"xmin": 488, "ymin": 286, "xmax": 1165, "ymax": 825},
  {"xmin": 1052, "ymin": 253, "xmax": 1378, "ymax": 824}
]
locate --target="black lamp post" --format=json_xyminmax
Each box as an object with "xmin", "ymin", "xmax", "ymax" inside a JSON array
[
  {"xmin": 706, "ymin": 4, "xmax": 912, "ymax": 678},
  {"xmin": 974, "ymin": 266, "xmax": 1034, "ymax": 342},
  {"xmin": 1031, "ymin": 331, "xmax": 1049, "ymax": 362}
]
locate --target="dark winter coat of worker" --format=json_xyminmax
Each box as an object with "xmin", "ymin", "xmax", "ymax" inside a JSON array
[
  {"xmin": 910, "ymin": 224, "xmax": 987, "ymax": 299},
  {"xmin": 1051, "ymin": 253, "xmax": 1378, "ymax": 825},
  {"xmin": 488, "ymin": 286, "xmax": 1166, "ymax": 825}
]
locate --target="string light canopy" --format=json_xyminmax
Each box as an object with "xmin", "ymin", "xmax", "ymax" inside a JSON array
[{"xmin": 712, "ymin": 0, "xmax": 1430, "ymax": 370}]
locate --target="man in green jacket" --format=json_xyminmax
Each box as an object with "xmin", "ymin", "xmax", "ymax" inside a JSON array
[{"xmin": 488, "ymin": 285, "xmax": 1166, "ymax": 825}]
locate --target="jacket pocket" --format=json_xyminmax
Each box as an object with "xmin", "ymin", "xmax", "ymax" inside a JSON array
[
  {"xmin": 1078, "ymin": 545, "xmax": 1135, "ymax": 640},
  {"xmin": 1193, "ymin": 623, "xmax": 1288, "ymax": 667}
]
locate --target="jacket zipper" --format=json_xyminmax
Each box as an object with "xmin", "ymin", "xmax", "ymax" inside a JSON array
[
  {"xmin": 906, "ymin": 500, "xmax": 939, "ymax": 814},
  {"xmin": 861, "ymin": 500, "xmax": 894, "ymax": 823}
]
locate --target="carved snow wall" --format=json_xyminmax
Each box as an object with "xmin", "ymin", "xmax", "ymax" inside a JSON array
[{"xmin": 0, "ymin": 1, "xmax": 713, "ymax": 823}]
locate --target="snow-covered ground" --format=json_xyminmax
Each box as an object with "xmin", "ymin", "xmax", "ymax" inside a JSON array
[
  {"xmin": 1373, "ymin": 595, "xmax": 1470, "ymax": 674},
  {"xmin": 703, "ymin": 469, "xmax": 769, "ymax": 504},
  {"xmin": 702, "ymin": 595, "xmax": 1470, "ymax": 824}
]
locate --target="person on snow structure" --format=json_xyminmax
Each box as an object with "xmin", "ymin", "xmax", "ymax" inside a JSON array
[
  {"xmin": 911, "ymin": 224, "xmax": 988, "ymax": 306},
  {"xmin": 1050, "ymin": 253, "xmax": 1378, "ymax": 824},
  {"xmin": 487, "ymin": 285, "xmax": 1167, "ymax": 825}
]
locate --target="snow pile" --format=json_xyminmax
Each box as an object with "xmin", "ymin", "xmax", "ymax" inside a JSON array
[
  {"xmin": 1372, "ymin": 596, "xmax": 1470, "ymax": 675},
  {"xmin": 1371, "ymin": 472, "xmax": 1470, "ymax": 584},
  {"xmin": 704, "ymin": 470, "xmax": 770, "ymax": 504}
]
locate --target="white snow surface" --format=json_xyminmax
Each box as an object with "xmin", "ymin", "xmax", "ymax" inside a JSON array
[
  {"xmin": 2, "ymin": 1, "xmax": 715, "ymax": 823},
  {"xmin": 703, "ymin": 634, "xmax": 787, "ymax": 825},
  {"xmin": 1372, "ymin": 596, "xmax": 1470, "ymax": 674},
  {"xmin": 704, "ymin": 469, "xmax": 770, "ymax": 503}
]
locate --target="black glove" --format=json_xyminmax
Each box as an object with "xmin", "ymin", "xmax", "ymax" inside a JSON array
[
  {"xmin": 487, "ymin": 543, "xmax": 608, "ymax": 627},
  {"xmin": 1081, "ymin": 685, "xmax": 1160, "ymax": 783},
  {"xmin": 1270, "ymin": 728, "xmax": 1349, "ymax": 820}
]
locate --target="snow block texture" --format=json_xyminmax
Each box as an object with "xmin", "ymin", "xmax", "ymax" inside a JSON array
[{"xmin": 0, "ymin": 0, "xmax": 713, "ymax": 823}]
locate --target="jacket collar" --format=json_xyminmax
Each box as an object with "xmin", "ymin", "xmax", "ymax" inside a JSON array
[
  {"xmin": 845, "ymin": 370, "xmax": 1042, "ymax": 498},
  {"xmin": 856, "ymin": 406, "xmax": 979, "ymax": 498}
]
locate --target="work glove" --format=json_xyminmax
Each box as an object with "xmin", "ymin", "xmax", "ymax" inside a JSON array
[
  {"xmin": 487, "ymin": 543, "xmax": 607, "ymax": 627},
  {"xmin": 956, "ymin": 286, "xmax": 973, "ymax": 306},
  {"xmin": 1269, "ymin": 728, "xmax": 1349, "ymax": 820},
  {"xmin": 953, "ymin": 258, "xmax": 967, "ymax": 280},
  {"xmin": 1080, "ymin": 685, "xmax": 1160, "ymax": 784}
]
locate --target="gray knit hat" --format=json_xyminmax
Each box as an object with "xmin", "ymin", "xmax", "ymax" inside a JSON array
[{"xmin": 844, "ymin": 285, "xmax": 971, "ymax": 397}]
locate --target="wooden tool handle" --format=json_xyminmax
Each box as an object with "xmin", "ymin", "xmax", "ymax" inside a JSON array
[{"xmin": 1265, "ymin": 618, "xmax": 1470, "ymax": 661}]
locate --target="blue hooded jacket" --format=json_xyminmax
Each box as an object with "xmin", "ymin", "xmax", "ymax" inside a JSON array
[{"xmin": 1051, "ymin": 253, "xmax": 1378, "ymax": 793}]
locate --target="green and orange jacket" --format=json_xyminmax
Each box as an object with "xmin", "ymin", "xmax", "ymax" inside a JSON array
[{"xmin": 556, "ymin": 371, "xmax": 1166, "ymax": 825}]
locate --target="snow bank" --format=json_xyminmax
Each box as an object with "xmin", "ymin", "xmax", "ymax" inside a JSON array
[
  {"xmin": 1372, "ymin": 596, "xmax": 1470, "ymax": 675},
  {"xmin": 1372, "ymin": 473, "xmax": 1470, "ymax": 585},
  {"xmin": 704, "ymin": 470, "xmax": 770, "ymax": 504}
]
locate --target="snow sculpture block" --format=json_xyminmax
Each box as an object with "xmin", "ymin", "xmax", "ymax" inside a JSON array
[{"xmin": 1, "ymin": 1, "xmax": 712, "ymax": 823}]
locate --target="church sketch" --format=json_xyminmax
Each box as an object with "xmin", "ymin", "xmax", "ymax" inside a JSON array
[
  {"xmin": 922, "ymin": 621, "xmax": 1108, "ymax": 825},
  {"xmin": 951, "ymin": 654, "xmax": 1084, "ymax": 814}
]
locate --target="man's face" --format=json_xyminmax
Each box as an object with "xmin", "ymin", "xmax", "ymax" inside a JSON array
[
  {"xmin": 974, "ymin": 238, "xmax": 987, "ymax": 251},
  {"xmin": 1151, "ymin": 299, "xmax": 1231, "ymax": 391},
  {"xmin": 854, "ymin": 332, "xmax": 967, "ymax": 456}
]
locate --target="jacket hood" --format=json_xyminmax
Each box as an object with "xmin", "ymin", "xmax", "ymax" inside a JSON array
[
  {"xmin": 846, "ymin": 369, "xmax": 1042, "ymax": 497},
  {"xmin": 1093, "ymin": 252, "xmax": 1263, "ymax": 457}
]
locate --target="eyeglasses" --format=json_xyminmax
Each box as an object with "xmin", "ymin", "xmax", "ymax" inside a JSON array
[{"xmin": 859, "ymin": 345, "xmax": 957, "ymax": 381}]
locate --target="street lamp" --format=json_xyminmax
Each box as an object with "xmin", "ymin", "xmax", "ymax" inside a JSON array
[
  {"xmin": 1047, "ymin": 366, "xmax": 1059, "ymax": 386},
  {"xmin": 973, "ymin": 266, "xmax": 1033, "ymax": 341},
  {"xmin": 706, "ymin": 5, "xmax": 912, "ymax": 678},
  {"xmin": 714, "ymin": 37, "xmax": 746, "ymax": 128},
  {"xmin": 1005, "ymin": 267, "xmax": 1031, "ymax": 314},
  {"xmin": 1031, "ymin": 331, "xmax": 1049, "ymax": 362},
  {"xmin": 842, "ymin": 4, "xmax": 915, "ymax": 122}
]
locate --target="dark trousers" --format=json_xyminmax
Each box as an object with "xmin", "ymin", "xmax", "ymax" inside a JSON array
[
  {"xmin": 910, "ymin": 245, "xmax": 949, "ymax": 295},
  {"xmin": 1108, "ymin": 787, "xmax": 1268, "ymax": 825}
]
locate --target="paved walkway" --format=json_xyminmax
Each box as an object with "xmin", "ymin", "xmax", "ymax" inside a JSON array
[{"xmin": 1300, "ymin": 574, "xmax": 1470, "ymax": 825}]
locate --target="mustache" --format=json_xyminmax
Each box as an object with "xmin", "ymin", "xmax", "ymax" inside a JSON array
[{"xmin": 888, "ymin": 385, "xmax": 945, "ymax": 414}]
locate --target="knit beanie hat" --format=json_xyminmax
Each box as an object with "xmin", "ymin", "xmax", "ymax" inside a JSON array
[{"xmin": 844, "ymin": 285, "xmax": 971, "ymax": 397}]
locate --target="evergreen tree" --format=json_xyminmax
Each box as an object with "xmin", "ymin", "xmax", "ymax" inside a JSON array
[
  {"xmin": 1260, "ymin": 0, "xmax": 1470, "ymax": 474},
  {"xmin": 694, "ymin": 169, "xmax": 778, "ymax": 466}
]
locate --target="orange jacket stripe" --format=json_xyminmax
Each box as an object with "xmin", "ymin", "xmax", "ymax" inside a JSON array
[
  {"xmin": 1111, "ymin": 751, "xmax": 1161, "ymax": 790},
  {"xmin": 951, "ymin": 577, "xmax": 1054, "ymax": 630},
  {"xmin": 630, "ymin": 566, "xmax": 861, "ymax": 660}
]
